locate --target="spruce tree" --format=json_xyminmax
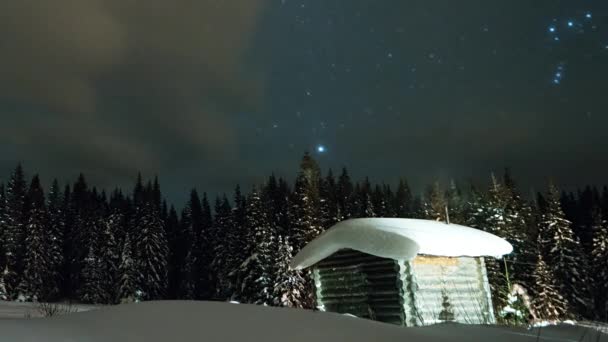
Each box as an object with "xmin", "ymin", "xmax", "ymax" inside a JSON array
[
  {"xmin": 184, "ymin": 191, "xmax": 214, "ymax": 300},
  {"xmin": 212, "ymin": 194, "xmax": 238, "ymax": 299},
  {"xmin": 46, "ymin": 179, "xmax": 64, "ymax": 300},
  {"xmin": 446, "ymin": 179, "xmax": 465, "ymax": 224},
  {"xmin": 539, "ymin": 182, "xmax": 593, "ymax": 318},
  {"xmin": 165, "ymin": 206, "xmax": 182, "ymax": 299},
  {"xmin": 22, "ymin": 175, "xmax": 51, "ymax": 301},
  {"xmin": 0, "ymin": 183, "xmax": 7, "ymax": 284},
  {"xmin": 290, "ymin": 153, "xmax": 322, "ymax": 252},
  {"xmin": 272, "ymin": 236, "xmax": 307, "ymax": 308},
  {"xmin": 531, "ymin": 253, "xmax": 567, "ymax": 321},
  {"xmin": 372, "ymin": 184, "xmax": 389, "ymax": 217},
  {"xmin": 117, "ymin": 233, "xmax": 138, "ymax": 303},
  {"xmin": 3, "ymin": 164, "xmax": 27, "ymax": 298},
  {"xmin": 394, "ymin": 179, "xmax": 413, "ymax": 218},
  {"xmin": 234, "ymin": 188, "xmax": 275, "ymax": 304},
  {"xmin": 98, "ymin": 209, "xmax": 120, "ymax": 303},
  {"xmin": 466, "ymin": 181, "xmax": 509, "ymax": 312},
  {"xmin": 590, "ymin": 206, "xmax": 608, "ymax": 320},
  {"xmin": 358, "ymin": 178, "xmax": 375, "ymax": 217},
  {"xmin": 501, "ymin": 170, "xmax": 536, "ymax": 293},
  {"xmin": 79, "ymin": 244, "xmax": 105, "ymax": 304},
  {"xmin": 133, "ymin": 203, "xmax": 169, "ymax": 300},
  {"xmin": 424, "ymin": 181, "xmax": 447, "ymax": 221},
  {"xmin": 337, "ymin": 168, "xmax": 354, "ymax": 220},
  {"xmin": 319, "ymin": 170, "xmax": 340, "ymax": 229}
]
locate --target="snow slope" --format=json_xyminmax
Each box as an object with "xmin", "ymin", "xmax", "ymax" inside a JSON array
[
  {"xmin": 0, "ymin": 300, "xmax": 98, "ymax": 319},
  {"xmin": 0, "ymin": 301, "xmax": 604, "ymax": 342},
  {"xmin": 291, "ymin": 218, "xmax": 513, "ymax": 269}
]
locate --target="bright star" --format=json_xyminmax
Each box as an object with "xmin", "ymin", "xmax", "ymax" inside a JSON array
[
  {"xmin": 317, "ymin": 145, "xmax": 326, "ymax": 153},
  {"xmin": 567, "ymin": 21, "xmax": 574, "ymax": 27},
  {"xmin": 549, "ymin": 26, "xmax": 556, "ymax": 33},
  {"xmin": 585, "ymin": 13, "xmax": 592, "ymax": 19}
]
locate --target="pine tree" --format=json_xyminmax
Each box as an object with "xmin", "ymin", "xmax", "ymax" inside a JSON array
[
  {"xmin": 46, "ymin": 179, "xmax": 64, "ymax": 300},
  {"xmin": 531, "ymin": 253, "xmax": 567, "ymax": 321},
  {"xmin": 117, "ymin": 233, "xmax": 138, "ymax": 303},
  {"xmin": 234, "ymin": 188, "xmax": 275, "ymax": 304},
  {"xmin": 539, "ymin": 182, "xmax": 593, "ymax": 318},
  {"xmin": 22, "ymin": 175, "xmax": 52, "ymax": 301},
  {"xmin": 272, "ymin": 236, "xmax": 307, "ymax": 308},
  {"xmin": 590, "ymin": 206, "xmax": 608, "ymax": 320},
  {"xmin": 133, "ymin": 203, "xmax": 169, "ymax": 300},
  {"xmin": 3, "ymin": 164, "xmax": 28, "ymax": 298},
  {"xmin": 212, "ymin": 194, "xmax": 238, "ymax": 299}
]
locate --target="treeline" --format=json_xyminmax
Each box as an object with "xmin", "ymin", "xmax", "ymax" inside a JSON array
[{"xmin": 0, "ymin": 153, "xmax": 607, "ymax": 323}]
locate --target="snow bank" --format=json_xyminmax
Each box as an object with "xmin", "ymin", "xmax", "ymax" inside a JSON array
[
  {"xmin": 0, "ymin": 301, "xmax": 602, "ymax": 342},
  {"xmin": 291, "ymin": 218, "xmax": 513, "ymax": 270}
]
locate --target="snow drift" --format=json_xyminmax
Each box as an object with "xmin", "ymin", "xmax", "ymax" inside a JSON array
[
  {"xmin": 291, "ymin": 218, "xmax": 513, "ymax": 270},
  {"xmin": 0, "ymin": 301, "xmax": 603, "ymax": 342}
]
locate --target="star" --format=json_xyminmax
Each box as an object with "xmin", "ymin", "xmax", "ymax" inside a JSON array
[
  {"xmin": 317, "ymin": 145, "xmax": 326, "ymax": 153},
  {"xmin": 549, "ymin": 26, "xmax": 556, "ymax": 33},
  {"xmin": 567, "ymin": 21, "xmax": 574, "ymax": 27}
]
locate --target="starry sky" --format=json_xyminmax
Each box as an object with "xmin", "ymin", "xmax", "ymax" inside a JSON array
[{"xmin": 1, "ymin": 0, "xmax": 607, "ymax": 204}]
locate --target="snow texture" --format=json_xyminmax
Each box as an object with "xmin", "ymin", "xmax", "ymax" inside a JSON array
[
  {"xmin": 0, "ymin": 300, "xmax": 604, "ymax": 342},
  {"xmin": 291, "ymin": 218, "xmax": 513, "ymax": 270}
]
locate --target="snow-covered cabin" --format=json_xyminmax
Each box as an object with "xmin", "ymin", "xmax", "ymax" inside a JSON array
[{"xmin": 291, "ymin": 218, "xmax": 512, "ymax": 326}]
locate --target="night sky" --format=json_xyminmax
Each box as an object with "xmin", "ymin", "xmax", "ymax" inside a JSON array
[{"xmin": 1, "ymin": 0, "xmax": 608, "ymax": 204}]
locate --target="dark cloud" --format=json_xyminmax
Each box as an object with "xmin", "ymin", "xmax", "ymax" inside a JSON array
[{"xmin": 0, "ymin": 0, "xmax": 267, "ymax": 191}]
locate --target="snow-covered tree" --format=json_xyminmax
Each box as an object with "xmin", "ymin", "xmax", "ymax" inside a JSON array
[
  {"xmin": 538, "ymin": 182, "xmax": 593, "ymax": 318},
  {"xmin": 394, "ymin": 179, "xmax": 413, "ymax": 218},
  {"xmin": 290, "ymin": 153, "xmax": 322, "ymax": 252},
  {"xmin": 358, "ymin": 178, "xmax": 376, "ymax": 218},
  {"xmin": 319, "ymin": 170, "xmax": 340, "ymax": 229},
  {"xmin": 0, "ymin": 183, "xmax": 7, "ymax": 288},
  {"xmin": 233, "ymin": 188, "xmax": 275, "ymax": 304},
  {"xmin": 590, "ymin": 206, "xmax": 608, "ymax": 320},
  {"xmin": 133, "ymin": 203, "xmax": 169, "ymax": 300},
  {"xmin": 46, "ymin": 179, "xmax": 64, "ymax": 300},
  {"xmin": 117, "ymin": 233, "xmax": 138, "ymax": 303},
  {"xmin": 212, "ymin": 193, "xmax": 241, "ymax": 300},
  {"xmin": 423, "ymin": 181, "xmax": 447, "ymax": 221},
  {"xmin": 531, "ymin": 253, "xmax": 567, "ymax": 321},
  {"xmin": 98, "ymin": 210, "xmax": 121, "ymax": 303},
  {"xmin": 272, "ymin": 236, "xmax": 307, "ymax": 308},
  {"xmin": 446, "ymin": 179, "xmax": 465, "ymax": 224},
  {"xmin": 22, "ymin": 175, "xmax": 52, "ymax": 301},
  {"xmin": 466, "ymin": 182, "xmax": 509, "ymax": 311},
  {"xmin": 337, "ymin": 168, "xmax": 354, "ymax": 220},
  {"xmin": 79, "ymin": 245, "xmax": 105, "ymax": 304},
  {"xmin": 3, "ymin": 164, "xmax": 27, "ymax": 298}
]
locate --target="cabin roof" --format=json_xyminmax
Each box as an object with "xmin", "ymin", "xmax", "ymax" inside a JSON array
[{"xmin": 290, "ymin": 218, "xmax": 513, "ymax": 270}]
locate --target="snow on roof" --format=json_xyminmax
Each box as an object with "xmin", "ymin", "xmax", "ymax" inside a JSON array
[{"xmin": 291, "ymin": 218, "xmax": 513, "ymax": 270}]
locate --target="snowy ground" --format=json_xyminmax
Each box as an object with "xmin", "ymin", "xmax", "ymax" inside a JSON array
[
  {"xmin": 0, "ymin": 300, "xmax": 605, "ymax": 341},
  {"xmin": 0, "ymin": 300, "xmax": 99, "ymax": 319}
]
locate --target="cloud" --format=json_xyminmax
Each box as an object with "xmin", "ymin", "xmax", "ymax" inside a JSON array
[{"xmin": 0, "ymin": 0, "xmax": 267, "ymax": 186}]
